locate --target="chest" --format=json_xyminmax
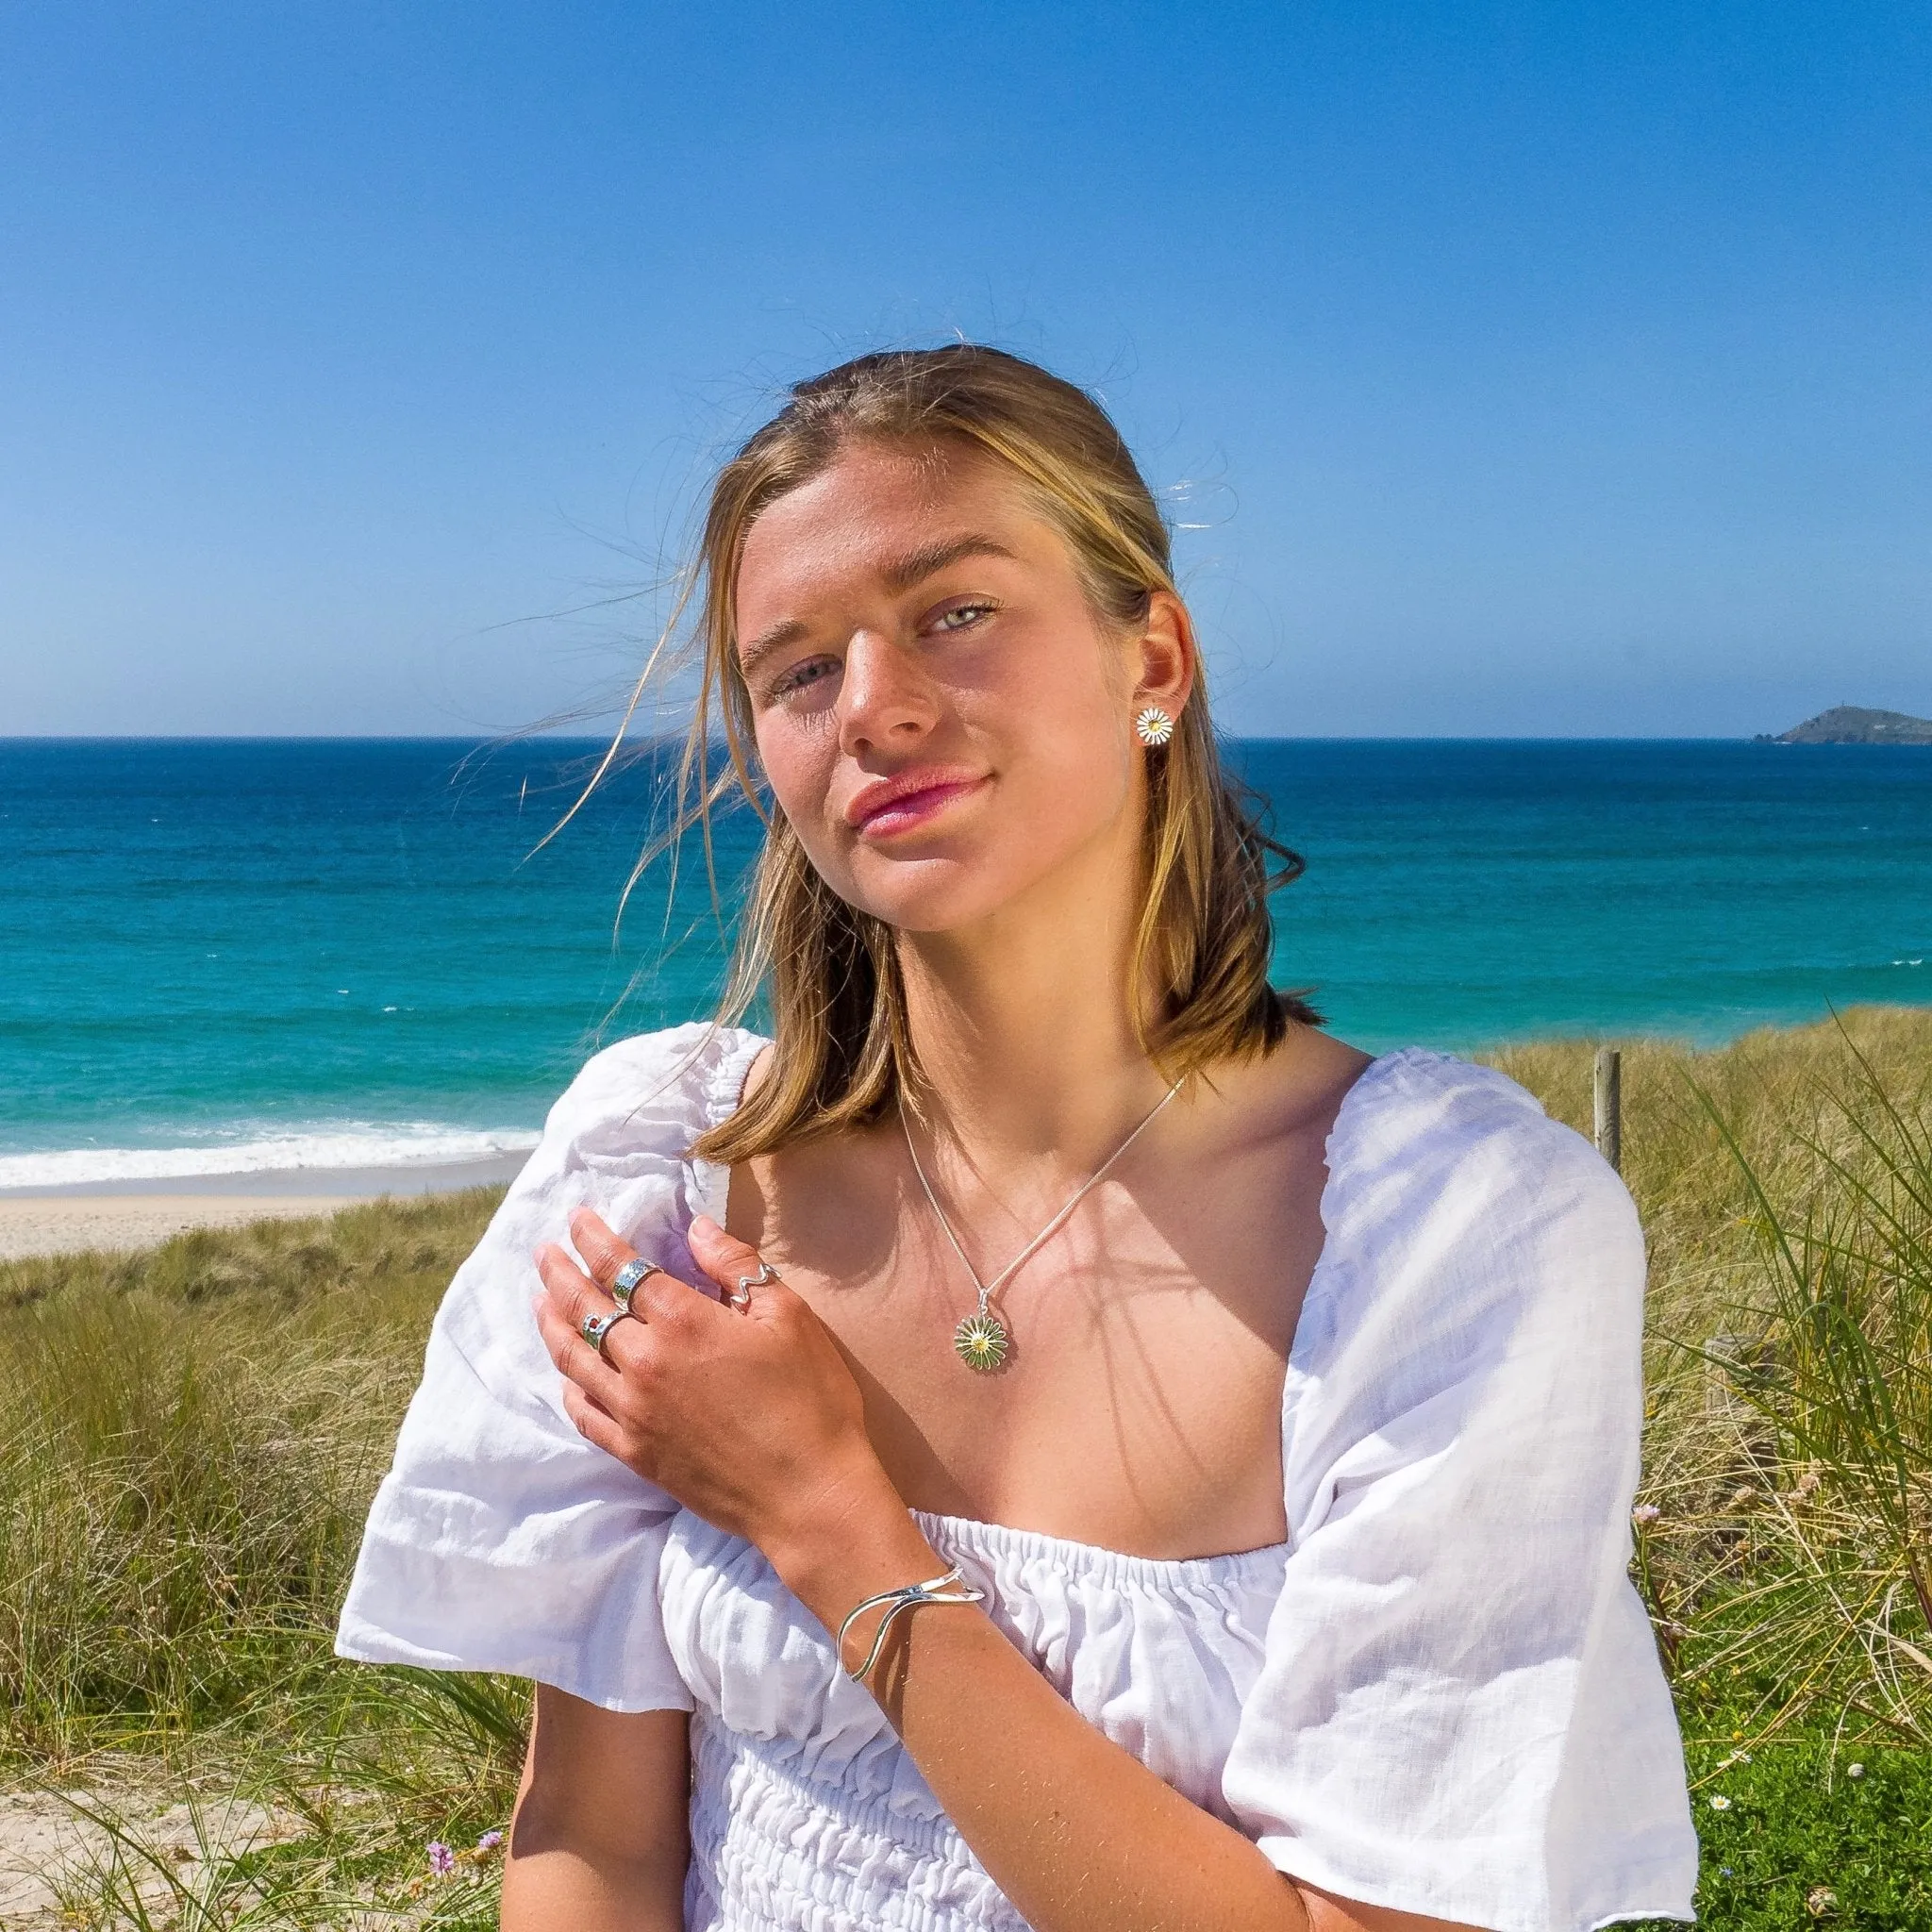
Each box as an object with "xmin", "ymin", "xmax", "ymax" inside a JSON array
[{"xmin": 724, "ymin": 1125, "xmax": 1327, "ymax": 1559}]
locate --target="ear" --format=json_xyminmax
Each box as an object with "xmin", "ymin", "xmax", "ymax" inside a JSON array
[{"xmin": 1129, "ymin": 590, "xmax": 1197, "ymax": 723}]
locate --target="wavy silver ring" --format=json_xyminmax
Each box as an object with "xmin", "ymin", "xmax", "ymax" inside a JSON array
[
  {"xmin": 580, "ymin": 1307, "xmax": 639, "ymax": 1357},
  {"xmin": 610, "ymin": 1257, "xmax": 660, "ymax": 1309},
  {"xmin": 729, "ymin": 1260, "xmax": 777, "ymax": 1311}
]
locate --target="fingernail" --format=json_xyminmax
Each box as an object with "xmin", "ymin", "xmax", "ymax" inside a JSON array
[{"xmin": 691, "ymin": 1214, "xmax": 717, "ymax": 1236}]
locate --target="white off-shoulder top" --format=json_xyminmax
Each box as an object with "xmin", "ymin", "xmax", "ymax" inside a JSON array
[{"xmin": 336, "ymin": 1024, "xmax": 1698, "ymax": 1932}]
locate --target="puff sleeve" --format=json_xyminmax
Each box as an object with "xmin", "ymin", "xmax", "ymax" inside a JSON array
[
  {"xmin": 334, "ymin": 1022, "xmax": 767, "ymax": 1712},
  {"xmin": 1221, "ymin": 1052, "xmax": 1697, "ymax": 1932}
]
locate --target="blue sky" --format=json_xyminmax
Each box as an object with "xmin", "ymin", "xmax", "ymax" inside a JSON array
[{"xmin": 3, "ymin": 2, "xmax": 1926, "ymax": 737}]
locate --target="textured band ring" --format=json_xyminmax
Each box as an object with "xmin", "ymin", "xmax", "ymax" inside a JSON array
[
  {"xmin": 610, "ymin": 1257, "xmax": 660, "ymax": 1309},
  {"xmin": 729, "ymin": 1260, "xmax": 777, "ymax": 1311},
  {"xmin": 580, "ymin": 1307, "xmax": 640, "ymax": 1357}
]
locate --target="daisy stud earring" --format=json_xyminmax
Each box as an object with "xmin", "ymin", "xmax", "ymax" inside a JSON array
[{"xmin": 1134, "ymin": 705, "xmax": 1174, "ymax": 747}]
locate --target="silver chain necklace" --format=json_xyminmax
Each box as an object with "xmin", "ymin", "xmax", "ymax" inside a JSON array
[{"xmin": 898, "ymin": 1079, "xmax": 1183, "ymax": 1373}]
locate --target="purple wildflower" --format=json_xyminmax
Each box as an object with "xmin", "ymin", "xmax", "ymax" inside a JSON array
[
  {"xmin": 1632, "ymin": 1504, "xmax": 1661, "ymax": 1525},
  {"xmin": 428, "ymin": 1841, "xmax": 457, "ymax": 1875},
  {"xmin": 476, "ymin": 1830, "xmax": 505, "ymax": 1853}
]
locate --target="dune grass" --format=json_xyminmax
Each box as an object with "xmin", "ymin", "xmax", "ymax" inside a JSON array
[
  {"xmin": 0, "ymin": 1192, "xmax": 526, "ymax": 1925},
  {"xmin": 0, "ymin": 1191, "xmax": 496, "ymax": 1762},
  {"xmin": 2, "ymin": 1009, "xmax": 1929, "ymax": 1926},
  {"xmin": 1489, "ymin": 1007, "xmax": 1932, "ymax": 1757}
]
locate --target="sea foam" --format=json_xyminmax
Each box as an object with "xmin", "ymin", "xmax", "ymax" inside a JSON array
[{"xmin": 0, "ymin": 1124, "xmax": 541, "ymax": 1191}]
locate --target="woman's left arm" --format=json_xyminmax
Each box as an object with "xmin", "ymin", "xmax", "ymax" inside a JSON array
[{"xmin": 535, "ymin": 1209, "xmax": 1471, "ymax": 1932}]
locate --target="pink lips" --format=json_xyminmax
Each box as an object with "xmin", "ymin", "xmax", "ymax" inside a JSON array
[{"xmin": 847, "ymin": 770, "xmax": 987, "ymax": 838}]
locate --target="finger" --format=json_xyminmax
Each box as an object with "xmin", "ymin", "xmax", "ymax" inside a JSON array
[
  {"xmin": 533, "ymin": 1240, "xmax": 656, "ymax": 1374},
  {"xmin": 532, "ymin": 1287, "xmax": 625, "ymax": 1394},
  {"xmin": 559, "ymin": 1378, "xmax": 628, "ymax": 1460},
  {"xmin": 688, "ymin": 1215, "xmax": 782, "ymax": 1311},
  {"xmin": 536, "ymin": 1241, "xmax": 615, "ymax": 1329},
  {"xmin": 567, "ymin": 1207, "xmax": 700, "ymax": 1322},
  {"xmin": 567, "ymin": 1207, "xmax": 646, "ymax": 1291}
]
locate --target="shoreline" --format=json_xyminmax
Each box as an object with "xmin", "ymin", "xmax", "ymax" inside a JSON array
[
  {"xmin": 6, "ymin": 1004, "xmax": 1930, "ymax": 1267},
  {"xmin": 0, "ymin": 1155, "xmax": 525, "ymax": 1263}
]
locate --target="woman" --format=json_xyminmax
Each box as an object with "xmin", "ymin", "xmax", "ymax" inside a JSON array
[{"xmin": 337, "ymin": 346, "xmax": 1697, "ymax": 1932}]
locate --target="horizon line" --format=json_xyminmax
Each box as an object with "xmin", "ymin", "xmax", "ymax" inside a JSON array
[{"xmin": 0, "ymin": 731, "xmax": 1899, "ymax": 748}]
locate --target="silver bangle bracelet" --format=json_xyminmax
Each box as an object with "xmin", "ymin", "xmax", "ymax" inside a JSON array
[{"xmin": 836, "ymin": 1564, "xmax": 985, "ymax": 1684}]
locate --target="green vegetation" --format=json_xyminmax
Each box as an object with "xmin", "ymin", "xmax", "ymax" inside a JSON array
[
  {"xmin": 1678, "ymin": 1733, "xmax": 1932, "ymax": 1930},
  {"xmin": 1492, "ymin": 1009, "xmax": 1932, "ymax": 1930},
  {"xmin": 0, "ymin": 1194, "xmax": 525, "ymax": 1925},
  {"xmin": 2, "ymin": 1010, "xmax": 1929, "ymax": 1927},
  {"xmin": 1491, "ymin": 1008, "xmax": 1931, "ymax": 1753}
]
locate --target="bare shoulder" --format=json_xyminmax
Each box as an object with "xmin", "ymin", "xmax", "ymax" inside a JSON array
[
  {"xmin": 737, "ymin": 1040, "xmax": 776, "ymax": 1104},
  {"xmin": 1192, "ymin": 1022, "xmax": 1376, "ymax": 1160},
  {"xmin": 722, "ymin": 1063, "xmax": 903, "ymax": 1271},
  {"xmin": 1274, "ymin": 1024, "xmax": 1377, "ymax": 1127}
]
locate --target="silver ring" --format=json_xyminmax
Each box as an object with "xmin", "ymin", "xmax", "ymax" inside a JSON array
[
  {"xmin": 580, "ymin": 1308, "xmax": 640, "ymax": 1357},
  {"xmin": 729, "ymin": 1260, "xmax": 777, "ymax": 1311},
  {"xmin": 610, "ymin": 1257, "xmax": 660, "ymax": 1309}
]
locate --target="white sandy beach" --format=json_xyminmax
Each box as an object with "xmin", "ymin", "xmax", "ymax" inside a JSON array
[
  {"xmin": 0, "ymin": 1155, "xmax": 525, "ymax": 1262},
  {"xmin": 0, "ymin": 1192, "xmax": 379, "ymax": 1262}
]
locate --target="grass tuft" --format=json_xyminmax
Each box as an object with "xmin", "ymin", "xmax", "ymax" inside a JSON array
[
  {"xmin": 1491, "ymin": 1009, "xmax": 1932, "ymax": 1757},
  {"xmin": 0, "ymin": 1191, "xmax": 497, "ymax": 1764}
]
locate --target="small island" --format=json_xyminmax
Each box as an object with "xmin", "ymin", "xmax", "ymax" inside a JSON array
[{"xmin": 1757, "ymin": 705, "xmax": 1932, "ymax": 745}]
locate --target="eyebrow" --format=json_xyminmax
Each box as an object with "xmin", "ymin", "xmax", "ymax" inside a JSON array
[
  {"xmin": 879, "ymin": 534, "xmax": 1016, "ymax": 594},
  {"xmin": 736, "ymin": 534, "xmax": 1018, "ymax": 679},
  {"xmin": 737, "ymin": 618, "xmax": 809, "ymax": 682}
]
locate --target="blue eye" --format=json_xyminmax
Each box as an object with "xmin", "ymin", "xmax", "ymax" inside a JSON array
[
  {"xmin": 934, "ymin": 601, "xmax": 996, "ymax": 632},
  {"xmin": 770, "ymin": 658, "xmax": 838, "ymax": 699}
]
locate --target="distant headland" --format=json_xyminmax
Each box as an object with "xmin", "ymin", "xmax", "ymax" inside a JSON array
[{"xmin": 1757, "ymin": 706, "xmax": 1932, "ymax": 745}]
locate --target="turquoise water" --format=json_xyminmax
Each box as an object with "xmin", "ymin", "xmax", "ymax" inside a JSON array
[{"xmin": 2, "ymin": 738, "xmax": 1928, "ymax": 1184}]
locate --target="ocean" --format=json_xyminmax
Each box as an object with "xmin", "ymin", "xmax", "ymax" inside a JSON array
[{"xmin": 3, "ymin": 737, "xmax": 1928, "ymax": 1189}]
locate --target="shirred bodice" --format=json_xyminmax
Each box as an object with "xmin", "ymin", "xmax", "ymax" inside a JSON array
[{"xmin": 666, "ymin": 1508, "xmax": 1287, "ymax": 1930}]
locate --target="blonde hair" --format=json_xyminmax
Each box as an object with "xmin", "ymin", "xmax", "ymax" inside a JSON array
[{"xmin": 596, "ymin": 345, "xmax": 1315, "ymax": 1162}]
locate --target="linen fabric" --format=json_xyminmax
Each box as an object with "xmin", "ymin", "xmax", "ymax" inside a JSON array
[{"xmin": 336, "ymin": 1022, "xmax": 1698, "ymax": 1932}]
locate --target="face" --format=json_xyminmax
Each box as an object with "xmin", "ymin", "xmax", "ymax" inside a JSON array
[{"xmin": 733, "ymin": 440, "xmax": 1191, "ymax": 938}]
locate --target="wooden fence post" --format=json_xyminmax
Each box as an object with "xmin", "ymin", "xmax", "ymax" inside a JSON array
[{"xmin": 1593, "ymin": 1047, "xmax": 1623, "ymax": 1172}]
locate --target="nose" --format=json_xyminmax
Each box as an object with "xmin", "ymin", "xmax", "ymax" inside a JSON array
[{"xmin": 837, "ymin": 629, "xmax": 936, "ymax": 758}]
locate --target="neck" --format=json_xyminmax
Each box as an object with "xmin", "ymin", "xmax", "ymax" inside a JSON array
[{"xmin": 894, "ymin": 845, "xmax": 1174, "ymax": 1171}]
